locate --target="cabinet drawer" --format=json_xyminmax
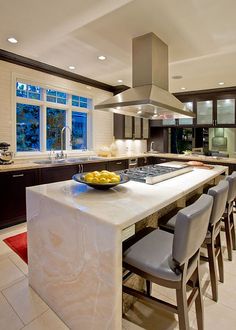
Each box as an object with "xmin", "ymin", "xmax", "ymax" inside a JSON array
[
  {"xmin": 82, "ymin": 162, "xmax": 108, "ymax": 173},
  {"xmin": 107, "ymin": 159, "xmax": 128, "ymax": 171},
  {"xmin": 39, "ymin": 165, "xmax": 79, "ymax": 184}
]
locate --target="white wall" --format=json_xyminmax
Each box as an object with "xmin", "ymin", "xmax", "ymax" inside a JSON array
[{"xmin": 0, "ymin": 60, "xmax": 113, "ymax": 153}]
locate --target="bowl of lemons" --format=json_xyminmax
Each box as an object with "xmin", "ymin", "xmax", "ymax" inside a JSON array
[{"xmin": 73, "ymin": 170, "xmax": 130, "ymax": 190}]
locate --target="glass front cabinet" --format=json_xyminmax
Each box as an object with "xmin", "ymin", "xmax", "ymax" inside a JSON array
[{"xmin": 175, "ymin": 90, "xmax": 236, "ymax": 128}]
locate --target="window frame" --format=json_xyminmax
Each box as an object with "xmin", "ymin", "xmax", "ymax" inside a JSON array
[{"xmin": 13, "ymin": 75, "xmax": 92, "ymax": 156}]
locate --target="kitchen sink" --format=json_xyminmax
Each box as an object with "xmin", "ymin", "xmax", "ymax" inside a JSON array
[
  {"xmin": 34, "ymin": 159, "xmax": 66, "ymax": 165},
  {"xmin": 34, "ymin": 156, "xmax": 103, "ymax": 165}
]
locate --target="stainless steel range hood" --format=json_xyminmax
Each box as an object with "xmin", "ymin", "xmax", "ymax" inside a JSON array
[{"xmin": 95, "ymin": 32, "xmax": 195, "ymax": 120}]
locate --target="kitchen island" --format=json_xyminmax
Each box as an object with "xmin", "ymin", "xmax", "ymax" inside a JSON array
[{"xmin": 26, "ymin": 164, "xmax": 227, "ymax": 330}]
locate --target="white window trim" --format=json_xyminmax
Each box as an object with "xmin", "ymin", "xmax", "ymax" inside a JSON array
[{"xmin": 12, "ymin": 73, "xmax": 93, "ymax": 157}]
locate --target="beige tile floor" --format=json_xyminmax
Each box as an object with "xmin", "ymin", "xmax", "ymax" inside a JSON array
[{"xmin": 1, "ymin": 222, "xmax": 236, "ymax": 330}]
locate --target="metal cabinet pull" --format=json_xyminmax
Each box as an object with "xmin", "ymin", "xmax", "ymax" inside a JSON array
[
  {"xmin": 81, "ymin": 164, "xmax": 83, "ymax": 173},
  {"xmin": 12, "ymin": 174, "xmax": 24, "ymax": 178},
  {"xmin": 160, "ymin": 158, "xmax": 167, "ymax": 161},
  {"xmin": 116, "ymin": 162, "xmax": 122, "ymax": 165}
]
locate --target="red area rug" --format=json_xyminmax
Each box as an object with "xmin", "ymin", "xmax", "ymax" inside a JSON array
[{"xmin": 3, "ymin": 232, "xmax": 28, "ymax": 264}]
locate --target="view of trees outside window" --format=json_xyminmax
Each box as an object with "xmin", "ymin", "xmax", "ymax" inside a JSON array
[
  {"xmin": 72, "ymin": 95, "xmax": 92, "ymax": 109},
  {"xmin": 72, "ymin": 112, "xmax": 87, "ymax": 149},
  {"xmin": 16, "ymin": 103, "xmax": 40, "ymax": 151},
  {"xmin": 16, "ymin": 82, "xmax": 41, "ymax": 100},
  {"xmin": 46, "ymin": 108, "xmax": 66, "ymax": 150},
  {"xmin": 15, "ymin": 82, "xmax": 92, "ymax": 152},
  {"xmin": 46, "ymin": 89, "xmax": 67, "ymax": 105}
]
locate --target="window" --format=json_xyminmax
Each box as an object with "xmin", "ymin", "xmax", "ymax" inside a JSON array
[
  {"xmin": 16, "ymin": 103, "xmax": 40, "ymax": 152},
  {"xmin": 15, "ymin": 80, "xmax": 92, "ymax": 153},
  {"xmin": 46, "ymin": 108, "xmax": 66, "ymax": 150},
  {"xmin": 46, "ymin": 89, "xmax": 67, "ymax": 105},
  {"xmin": 72, "ymin": 95, "xmax": 92, "ymax": 109},
  {"xmin": 72, "ymin": 112, "xmax": 87, "ymax": 149},
  {"xmin": 16, "ymin": 82, "xmax": 41, "ymax": 100}
]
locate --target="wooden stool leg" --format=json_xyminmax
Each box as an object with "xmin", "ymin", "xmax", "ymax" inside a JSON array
[
  {"xmin": 195, "ymin": 262, "xmax": 204, "ymax": 330},
  {"xmin": 230, "ymin": 212, "xmax": 236, "ymax": 250},
  {"xmin": 216, "ymin": 233, "xmax": 224, "ymax": 283},
  {"xmin": 146, "ymin": 280, "xmax": 152, "ymax": 296},
  {"xmin": 224, "ymin": 216, "xmax": 233, "ymax": 261},
  {"xmin": 176, "ymin": 285, "xmax": 189, "ymax": 330},
  {"xmin": 207, "ymin": 241, "xmax": 218, "ymax": 302}
]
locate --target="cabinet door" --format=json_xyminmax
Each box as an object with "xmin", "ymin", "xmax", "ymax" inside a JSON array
[
  {"xmin": 142, "ymin": 119, "xmax": 149, "ymax": 139},
  {"xmin": 124, "ymin": 116, "xmax": 133, "ymax": 138},
  {"xmin": 216, "ymin": 99, "xmax": 235, "ymax": 125},
  {"xmin": 197, "ymin": 100, "xmax": 213, "ymax": 125},
  {"xmin": 82, "ymin": 162, "xmax": 108, "ymax": 173},
  {"xmin": 134, "ymin": 117, "xmax": 141, "ymax": 138},
  {"xmin": 178, "ymin": 102, "xmax": 194, "ymax": 126},
  {"xmin": 107, "ymin": 159, "xmax": 128, "ymax": 171},
  {"xmin": 0, "ymin": 170, "xmax": 37, "ymax": 229},
  {"xmin": 40, "ymin": 165, "xmax": 79, "ymax": 184}
]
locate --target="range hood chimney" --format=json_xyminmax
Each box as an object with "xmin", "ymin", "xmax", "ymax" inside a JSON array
[{"xmin": 95, "ymin": 32, "xmax": 194, "ymax": 120}]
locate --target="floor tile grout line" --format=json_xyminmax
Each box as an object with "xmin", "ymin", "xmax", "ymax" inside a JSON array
[
  {"xmin": 0, "ymin": 290, "xmax": 25, "ymax": 327},
  {"xmin": 2, "ymin": 284, "xmax": 50, "ymax": 326},
  {"xmin": 0, "ymin": 274, "xmax": 26, "ymax": 293},
  {"xmin": 8, "ymin": 253, "xmax": 28, "ymax": 276}
]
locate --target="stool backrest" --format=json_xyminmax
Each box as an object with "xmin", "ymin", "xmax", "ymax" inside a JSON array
[
  {"xmin": 208, "ymin": 180, "xmax": 229, "ymax": 225},
  {"xmin": 172, "ymin": 194, "xmax": 213, "ymax": 266},
  {"xmin": 226, "ymin": 173, "xmax": 236, "ymax": 203}
]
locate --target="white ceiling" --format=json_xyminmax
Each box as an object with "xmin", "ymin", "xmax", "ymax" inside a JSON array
[{"xmin": 1, "ymin": 0, "xmax": 236, "ymax": 92}]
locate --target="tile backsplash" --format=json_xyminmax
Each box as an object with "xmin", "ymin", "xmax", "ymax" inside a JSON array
[{"xmin": 115, "ymin": 139, "xmax": 147, "ymax": 155}]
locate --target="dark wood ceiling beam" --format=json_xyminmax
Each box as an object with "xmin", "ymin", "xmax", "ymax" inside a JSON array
[{"xmin": 0, "ymin": 48, "xmax": 120, "ymax": 93}]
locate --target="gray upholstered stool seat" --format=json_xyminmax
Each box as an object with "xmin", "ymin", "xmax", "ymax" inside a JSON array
[
  {"xmin": 124, "ymin": 229, "xmax": 179, "ymax": 282},
  {"xmin": 123, "ymin": 194, "xmax": 213, "ymax": 330},
  {"xmin": 222, "ymin": 173, "xmax": 236, "ymax": 261},
  {"xmin": 159, "ymin": 180, "xmax": 229, "ymax": 302}
]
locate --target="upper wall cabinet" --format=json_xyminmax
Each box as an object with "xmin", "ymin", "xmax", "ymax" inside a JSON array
[
  {"xmin": 216, "ymin": 99, "xmax": 235, "ymax": 125},
  {"xmin": 175, "ymin": 88, "xmax": 236, "ymax": 128},
  {"xmin": 114, "ymin": 114, "xmax": 149, "ymax": 139},
  {"xmin": 196, "ymin": 100, "xmax": 213, "ymax": 126}
]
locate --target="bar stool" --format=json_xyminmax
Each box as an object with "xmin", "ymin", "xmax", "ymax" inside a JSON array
[
  {"xmin": 222, "ymin": 173, "xmax": 236, "ymax": 261},
  {"xmin": 159, "ymin": 180, "xmax": 229, "ymax": 302},
  {"xmin": 123, "ymin": 194, "xmax": 213, "ymax": 330}
]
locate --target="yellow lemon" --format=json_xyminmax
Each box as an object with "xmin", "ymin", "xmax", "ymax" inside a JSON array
[
  {"xmin": 84, "ymin": 173, "xmax": 94, "ymax": 182},
  {"xmin": 110, "ymin": 177, "xmax": 120, "ymax": 183},
  {"xmin": 92, "ymin": 171, "xmax": 100, "ymax": 177},
  {"xmin": 100, "ymin": 172, "xmax": 110, "ymax": 179},
  {"xmin": 92, "ymin": 177, "xmax": 100, "ymax": 184},
  {"xmin": 99, "ymin": 177, "xmax": 108, "ymax": 184}
]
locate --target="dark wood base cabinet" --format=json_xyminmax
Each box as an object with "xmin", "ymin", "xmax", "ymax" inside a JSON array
[{"xmin": 0, "ymin": 170, "xmax": 38, "ymax": 229}]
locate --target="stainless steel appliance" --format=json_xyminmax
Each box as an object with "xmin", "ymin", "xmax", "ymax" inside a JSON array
[
  {"xmin": 0, "ymin": 142, "xmax": 13, "ymax": 165},
  {"xmin": 121, "ymin": 163, "xmax": 192, "ymax": 185},
  {"xmin": 95, "ymin": 33, "xmax": 194, "ymax": 120}
]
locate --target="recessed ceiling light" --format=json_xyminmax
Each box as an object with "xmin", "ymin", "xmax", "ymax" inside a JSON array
[
  {"xmin": 181, "ymin": 87, "xmax": 186, "ymax": 90},
  {"xmin": 172, "ymin": 75, "xmax": 183, "ymax": 79},
  {"xmin": 153, "ymin": 114, "xmax": 158, "ymax": 118},
  {"xmin": 137, "ymin": 110, "xmax": 142, "ymax": 115},
  {"xmin": 7, "ymin": 37, "xmax": 18, "ymax": 44},
  {"xmin": 218, "ymin": 82, "xmax": 225, "ymax": 85},
  {"xmin": 117, "ymin": 79, "xmax": 123, "ymax": 83},
  {"xmin": 68, "ymin": 65, "xmax": 75, "ymax": 70},
  {"xmin": 116, "ymin": 107, "xmax": 121, "ymax": 110},
  {"xmin": 98, "ymin": 55, "xmax": 106, "ymax": 61},
  {"xmin": 86, "ymin": 86, "xmax": 92, "ymax": 90}
]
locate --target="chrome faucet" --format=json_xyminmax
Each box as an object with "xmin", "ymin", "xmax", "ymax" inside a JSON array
[
  {"xmin": 60, "ymin": 126, "xmax": 72, "ymax": 158},
  {"xmin": 150, "ymin": 141, "xmax": 155, "ymax": 152}
]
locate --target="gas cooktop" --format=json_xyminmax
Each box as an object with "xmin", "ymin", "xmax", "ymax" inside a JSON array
[{"xmin": 121, "ymin": 164, "xmax": 192, "ymax": 184}]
